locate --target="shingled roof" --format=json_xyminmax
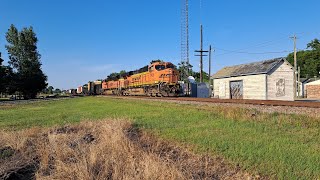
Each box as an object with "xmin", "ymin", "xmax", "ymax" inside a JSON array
[{"xmin": 212, "ymin": 58, "xmax": 288, "ymax": 79}]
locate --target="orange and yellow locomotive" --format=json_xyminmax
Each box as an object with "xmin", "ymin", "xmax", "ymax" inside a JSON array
[{"xmin": 102, "ymin": 61, "xmax": 180, "ymax": 96}]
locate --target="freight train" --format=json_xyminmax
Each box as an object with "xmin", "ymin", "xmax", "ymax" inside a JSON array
[{"xmin": 101, "ymin": 61, "xmax": 181, "ymax": 97}]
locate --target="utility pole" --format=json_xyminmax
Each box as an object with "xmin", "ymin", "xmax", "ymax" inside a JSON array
[
  {"xmin": 209, "ymin": 45, "xmax": 212, "ymax": 78},
  {"xmin": 290, "ymin": 34, "xmax": 298, "ymax": 99},
  {"xmin": 298, "ymin": 66, "xmax": 301, "ymax": 97},
  {"xmin": 195, "ymin": 24, "xmax": 208, "ymax": 83},
  {"xmin": 208, "ymin": 45, "xmax": 214, "ymax": 78},
  {"xmin": 209, "ymin": 45, "xmax": 215, "ymax": 81}
]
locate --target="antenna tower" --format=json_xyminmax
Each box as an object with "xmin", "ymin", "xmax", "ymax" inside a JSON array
[{"xmin": 181, "ymin": 0, "xmax": 189, "ymax": 79}]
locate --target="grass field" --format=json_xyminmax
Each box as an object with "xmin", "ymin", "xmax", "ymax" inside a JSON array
[{"xmin": 0, "ymin": 97, "xmax": 319, "ymax": 179}]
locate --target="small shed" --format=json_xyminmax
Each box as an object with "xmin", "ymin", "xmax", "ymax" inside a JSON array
[
  {"xmin": 305, "ymin": 80, "xmax": 320, "ymax": 99},
  {"xmin": 212, "ymin": 58, "xmax": 295, "ymax": 101},
  {"xmin": 299, "ymin": 78, "xmax": 318, "ymax": 97}
]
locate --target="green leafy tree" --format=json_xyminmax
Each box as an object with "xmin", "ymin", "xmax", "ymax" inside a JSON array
[
  {"xmin": 106, "ymin": 72, "xmax": 120, "ymax": 81},
  {"xmin": 5, "ymin": 25, "xmax": 47, "ymax": 99},
  {"xmin": 54, "ymin": 88, "xmax": 61, "ymax": 94},
  {"xmin": 5, "ymin": 66, "xmax": 18, "ymax": 95},
  {"xmin": 0, "ymin": 53, "xmax": 6, "ymax": 94},
  {"xmin": 307, "ymin": 39, "xmax": 320, "ymax": 51},
  {"xmin": 177, "ymin": 62, "xmax": 210, "ymax": 83},
  {"xmin": 191, "ymin": 71, "xmax": 210, "ymax": 83},
  {"xmin": 177, "ymin": 61, "xmax": 193, "ymax": 82},
  {"xmin": 0, "ymin": 53, "xmax": 16, "ymax": 95},
  {"xmin": 119, "ymin": 70, "xmax": 126, "ymax": 75},
  {"xmin": 287, "ymin": 38, "xmax": 320, "ymax": 78},
  {"xmin": 150, "ymin": 59, "xmax": 162, "ymax": 64},
  {"xmin": 48, "ymin": 86, "xmax": 54, "ymax": 94}
]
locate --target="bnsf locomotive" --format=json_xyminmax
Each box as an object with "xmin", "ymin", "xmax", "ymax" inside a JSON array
[{"xmin": 102, "ymin": 61, "xmax": 180, "ymax": 97}]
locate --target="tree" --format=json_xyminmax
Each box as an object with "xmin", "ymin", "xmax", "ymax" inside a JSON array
[
  {"xmin": 106, "ymin": 72, "xmax": 121, "ymax": 81},
  {"xmin": 150, "ymin": 59, "xmax": 162, "ymax": 64},
  {"xmin": 287, "ymin": 38, "xmax": 320, "ymax": 78},
  {"xmin": 48, "ymin": 86, "xmax": 54, "ymax": 94},
  {"xmin": 177, "ymin": 61, "xmax": 193, "ymax": 82},
  {"xmin": 5, "ymin": 24, "xmax": 47, "ymax": 99},
  {"xmin": 0, "ymin": 53, "xmax": 6, "ymax": 94},
  {"xmin": 54, "ymin": 88, "xmax": 61, "ymax": 94},
  {"xmin": 307, "ymin": 39, "xmax": 320, "ymax": 51},
  {"xmin": 191, "ymin": 71, "xmax": 210, "ymax": 83},
  {"xmin": 177, "ymin": 62, "xmax": 210, "ymax": 83},
  {"xmin": 4, "ymin": 66, "xmax": 17, "ymax": 95},
  {"xmin": 119, "ymin": 70, "xmax": 126, "ymax": 75},
  {"xmin": 0, "ymin": 53, "xmax": 16, "ymax": 95}
]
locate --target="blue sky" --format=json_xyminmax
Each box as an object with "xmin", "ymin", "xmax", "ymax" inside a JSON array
[{"xmin": 1, "ymin": 0, "xmax": 319, "ymax": 89}]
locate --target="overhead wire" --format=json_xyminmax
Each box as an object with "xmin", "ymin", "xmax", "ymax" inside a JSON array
[
  {"xmin": 213, "ymin": 36, "xmax": 293, "ymax": 56},
  {"xmin": 213, "ymin": 32, "xmax": 320, "ymax": 57},
  {"xmin": 215, "ymin": 48, "xmax": 292, "ymax": 55}
]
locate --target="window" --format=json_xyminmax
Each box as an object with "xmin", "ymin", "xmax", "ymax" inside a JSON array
[
  {"xmin": 155, "ymin": 65, "xmax": 165, "ymax": 71},
  {"xmin": 166, "ymin": 63, "xmax": 174, "ymax": 69},
  {"xmin": 149, "ymin": 66, "xmax": 154, "ymax": 72}
]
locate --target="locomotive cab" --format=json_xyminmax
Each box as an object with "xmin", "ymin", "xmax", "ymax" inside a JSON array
[
  {"xmin": 148, "ymin": 61, "xmax": 179, "ymax": 85},
  {"xmin": 148, "ymin": 62, "xmax": 175, "ymax": 72}
]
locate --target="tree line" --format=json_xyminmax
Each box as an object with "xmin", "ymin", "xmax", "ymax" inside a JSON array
[
  {"xmin": 0, "ymin": 25, "xmax": 47, "ymax": 99},
  {"xmin": 287, "ymin": 38, "xmax": 320, "ymax": 78}
]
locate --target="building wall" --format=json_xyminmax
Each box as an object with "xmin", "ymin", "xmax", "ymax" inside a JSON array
[
  {"xmin": 213, "ymin": 74, "xmax": 267, "ymax": 100},
  {"xmin": 267, "ymin": 61, "xmax": 294, "ymax": 101},
  {"xmin": 306, "ymin": 85, "xmax": 320, "ymax": 99}
]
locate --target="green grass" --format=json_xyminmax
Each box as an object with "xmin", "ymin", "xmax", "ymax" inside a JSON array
[{"xmin": 0, "ymin": 97, "xmax": 319, "ymax": 179}]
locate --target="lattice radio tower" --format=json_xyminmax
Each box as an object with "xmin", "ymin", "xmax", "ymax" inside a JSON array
[{"xmin": 181, "ymin": 0, "xmax": 189, "ymax": 79}]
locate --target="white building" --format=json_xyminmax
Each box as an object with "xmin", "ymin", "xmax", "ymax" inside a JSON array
[{"xmin": 212, "ymin": 58, "xmax": 295, "ymax": 101}]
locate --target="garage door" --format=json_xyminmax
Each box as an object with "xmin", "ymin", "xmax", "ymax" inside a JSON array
[{"xmin": 230, "ymin": 80, "xmax": 243, "ymax": 99}]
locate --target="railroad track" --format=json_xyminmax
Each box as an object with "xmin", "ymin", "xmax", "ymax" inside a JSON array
[{"xmin": 104, "ymin": 95, "xmax": 320, "ymax": 108}]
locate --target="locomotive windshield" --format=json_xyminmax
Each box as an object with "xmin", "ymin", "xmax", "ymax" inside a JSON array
[
  {"xmin": 166, "ymin": 63, "xmax": 174, "ymax": 69},
  {"xmin": 155, "ymin": 65, "xmax": 165, "ymax": 71}
]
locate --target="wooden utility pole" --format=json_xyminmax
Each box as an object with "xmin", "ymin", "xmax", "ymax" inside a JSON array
[
  {"xmin": 298, "ymin": 66, "xmax": 301, "ymax": 97},
  {"xmin": 200, "ymin": 25, "xmax": 203, "ymax": 82},
  {"xmin": 195, "ymin": 24, "xmax": 208, "ymax": 83},
  {"xmin": 209, "ymin": 45, "xmax": 212, "ymax": 78},
  {"xmin": 291, "ymin": 35, "xmax": 298, "ymax": 99}
]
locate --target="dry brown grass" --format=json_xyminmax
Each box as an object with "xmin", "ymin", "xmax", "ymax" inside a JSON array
[{"xmin": 0, "ymin": 119, "xmax": 256, "ymax": 180}]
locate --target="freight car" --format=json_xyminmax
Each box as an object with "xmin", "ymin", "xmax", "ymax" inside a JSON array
[
  {"xmin": 88, "ymin": 81, "xmax": 102, "ymax": 95},
  {"xmin": 77, "ymin": 84, "xmax": 89, "ymax": 95},
  {"xmin": 102, "ymin": 61, "xmax": 180, "ymax": 97}
]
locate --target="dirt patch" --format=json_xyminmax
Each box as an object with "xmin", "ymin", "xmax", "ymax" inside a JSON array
[
  {"xmin": 0, "ymin": 120, "xmax": 261, "ymax": 179},
  {"xmin": 0, "ymin": 130, "xmax": 39, "ymax": 180},
  {"xmin": 0, "ymin": 147, "xmax": 15, "ymax": 160},
  {"xmin": 125, "ymin": 125, "xmax": 261, "ymax": 180}
]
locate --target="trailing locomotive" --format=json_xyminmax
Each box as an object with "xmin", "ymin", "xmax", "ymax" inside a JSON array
[{"xmin": 102, "ymin": 61, "xmax": 180, "ymax": 97}]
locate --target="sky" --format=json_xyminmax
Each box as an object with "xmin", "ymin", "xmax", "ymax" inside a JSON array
[{"xmin": 1, "ymin": 0, "xmax": 320, "ymax": 89}]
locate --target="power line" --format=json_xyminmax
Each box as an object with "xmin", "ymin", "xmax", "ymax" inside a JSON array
[
  {"xmin": 214, "ymin": 48, "xmax": 292, "ymax": 56},
  {"xmin": 213, "ymin": 35, "xmax": 291, "ymax": 56},
  {"xmin": 213, "ymin": 32, "xmax": 320, "ymax": 57}
]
